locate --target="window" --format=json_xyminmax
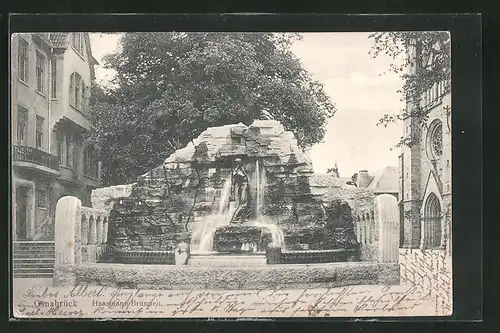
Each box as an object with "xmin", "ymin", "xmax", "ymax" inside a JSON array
[
  {"xmin": 70, "ymin": 72, "xmax": 84, "ymax": 110},
  {"xmin": 18, "ymin": 38, "xmax": 29, "ymax": 83},
  {"xmin": 36, "ymin": 183, "xmax": 48, "ymax": 208},
  {"xmin": 81, "ymin": 84, "xmax": 86, "ymax": 111},
  {"xmin": 36, "ymin": 51, "xmax": 45, "ymax": 93},
  {"xmin": 66, "ymin": 134, "xmax": 73, "ymax": 168},
  {"xmin": 84, "ymin": 145, "xmax": 98, "ymax": 178},
  {"xmin": 431, "ymin": 123, "xmax": 443, "ymax": 157},
  {"xmin": 423, "ymin": 193, "xmax": 441, "ymax": 248},
  {"xmin": 36, "ymin": 115, "xmax": 44, "ymax": 149},
  {"xmin": 51, "ymin": 59, "xmax": 57, "ymax": 98},
  {"xmin": 56, "ymin": 130, "xmax": 64, "ymax": 163},
  {"xmin": 72, "ymin": 33, "xmax": 84, "ymax": 55},
  {"xmin": 426, "ymin": 120, "xmax": 443, "ymax": 160},
  {"xmin": 17, "ymin": 106, "xmax": 28, "ymax": 145}
]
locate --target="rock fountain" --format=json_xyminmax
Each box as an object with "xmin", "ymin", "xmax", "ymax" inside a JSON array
[
  {"xmin": 53, "ymin": 120, "xmax": 401, "ymax": 290},
  {"xmin": 105, "ymin": 120, "xmax": 374, "ymax": 266}
]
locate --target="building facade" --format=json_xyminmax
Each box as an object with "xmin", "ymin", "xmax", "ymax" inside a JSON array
[
  {"xmin": 11, "ymin": 33, "xmax": 101, "ymax": 241},
  {"xmin": 399, "ymin": 40, "xmax": 452, "ymax": 251}
]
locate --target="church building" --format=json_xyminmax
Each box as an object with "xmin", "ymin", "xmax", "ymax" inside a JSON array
[{"xmin": 398, "ymin": 38, "xmax": 451, "ymax": 252}]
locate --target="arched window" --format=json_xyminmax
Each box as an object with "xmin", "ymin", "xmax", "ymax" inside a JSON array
[
  {"xmin": 69, "ymin": 72, "xmax": 85, "ymax": 111},
  {"xmin": 426, "ymin": 120, "xmax": 443, "ymax": 160},
  {"xmin": 423, "ymin": 193, "xmax": 441, "ymax": 248}
]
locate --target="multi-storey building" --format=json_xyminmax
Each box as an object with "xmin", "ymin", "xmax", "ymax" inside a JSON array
[
  {"xmin": 398, "ymin": 39, "xmax": 452, "ymax": 251},
  {"xmin": 11, "ymin": 33, "xmax": 101, "ymax": 242}
]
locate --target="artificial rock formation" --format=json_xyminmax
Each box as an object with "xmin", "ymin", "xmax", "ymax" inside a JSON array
[{"xmin": 106, "ymin": 120, "xmax": 374, "ymax": 253}]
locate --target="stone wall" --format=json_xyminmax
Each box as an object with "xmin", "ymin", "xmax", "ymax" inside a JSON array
[
  {"xmin": 91, "ymin": 184, "xmax": 135, "ymax": 213},
  {"xmin": 106, "ymin": 120, "xmax": 375, "ymax": 253}
]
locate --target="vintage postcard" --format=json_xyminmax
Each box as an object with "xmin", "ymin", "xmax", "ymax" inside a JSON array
[{"xmin": 11, "ymin": 30, "xmax": 452, "ymax": 318}]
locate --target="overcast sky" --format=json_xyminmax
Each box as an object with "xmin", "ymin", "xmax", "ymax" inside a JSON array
[{"xmin": 89, "ymin": 32, "xmax": 404, "ymax": 176}]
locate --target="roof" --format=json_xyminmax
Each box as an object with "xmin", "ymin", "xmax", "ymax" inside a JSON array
[
  {"xmin": 49, "ymin": 33, "xmax": 69, "ymax": 48},
  {"xmin": 48, "ymin": 32, "xmax": 98, "ymax": 79},
  {"xmin": 367, "ymin": 166, "xmax": 398, "ymax": 193}
]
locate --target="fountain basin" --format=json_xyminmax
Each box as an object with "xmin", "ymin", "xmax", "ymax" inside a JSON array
[
  {"xmin": 113, "ymin": 250, "xmax": 175, "ymax": 265},
  {"xmin": 189, "ymin": 254, "xmax": 267, "ymax": 266},
  {"xmin": 55, "ymin": 261, "xmax": 400, "ymax": 289}
]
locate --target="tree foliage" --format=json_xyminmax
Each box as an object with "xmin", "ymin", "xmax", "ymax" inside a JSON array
[
  {"xmin": 368, "ymin": 31, "xmax": 451, "ymax": 148},
  {"xmin": 89, "ymin": 32, "xmax": 336, "ymax": 185}
]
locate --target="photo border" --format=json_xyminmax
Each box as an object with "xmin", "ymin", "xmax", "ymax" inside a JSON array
[{"xmin": 5, "ymin": 13, "xmax": 482, "ymax": 325}]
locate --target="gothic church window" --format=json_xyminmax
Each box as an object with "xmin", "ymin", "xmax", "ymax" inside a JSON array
[
  {"xmin": 426, "ymin": 120, "xmax": 443, "ymax": 160},
  {"xmin": 423, "ymin": 193, "xmax": 441, "ymax": 248}
]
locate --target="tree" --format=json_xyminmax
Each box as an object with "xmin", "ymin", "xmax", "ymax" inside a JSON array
[
  {"xmin": 368, "ymin": 31, "xmax": 451, "ymax": 148},
  {"xmin": 89, "ymin": 32, "xmax": 336, "ymax": 186}
]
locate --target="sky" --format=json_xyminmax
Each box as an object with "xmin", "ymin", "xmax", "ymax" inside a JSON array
[{"xmin": 89, "ymin": 32, "xmax": 404, "ymax": 177}]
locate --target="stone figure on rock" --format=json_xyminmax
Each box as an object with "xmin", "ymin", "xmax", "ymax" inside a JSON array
[{"xmin": 229, "ymin": 158, "xmax": 253, "ymax": 223}]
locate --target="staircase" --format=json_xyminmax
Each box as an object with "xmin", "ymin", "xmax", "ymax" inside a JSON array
[{"xmin": 13, "ymin": 241, "xmax": 55, "ymax": 278}]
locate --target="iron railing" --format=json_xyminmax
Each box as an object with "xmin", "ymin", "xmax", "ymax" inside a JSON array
[{"xmin": 13, "ymin": 145, "xmax": 59, "ymax": 170}]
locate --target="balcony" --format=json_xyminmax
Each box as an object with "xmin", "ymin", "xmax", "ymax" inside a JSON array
[{"xmin": 12, "ymin": 146, "xmax": 60, "ymax": 177}]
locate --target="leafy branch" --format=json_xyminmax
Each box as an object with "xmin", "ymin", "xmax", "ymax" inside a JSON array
[{"xmin": 369, "ymin": 31, "xmax": 451, "ymax": 149}]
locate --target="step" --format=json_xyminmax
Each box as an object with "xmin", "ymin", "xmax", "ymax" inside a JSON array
[
  {"xmin": 14, "ymin": 273, "xmax": 53, "ymax": 278},
  {"xmin": 13, "ymin": 260, "xmax": 54, "ymax": 265},
  {"xmin": 13, "ymin": 253, "xmax": 55, "ymax": 259},
  {"xmin": 12, "ymin": 244, "xmax": 54, "ymax": 249},
  {"xmin": 14, "ymin": 270, "xmax": 54, "ymax": 276},
  {"xmin": 13, "ymin": 249, "xmax": 55, "ymax": 253},
  {"xmin": 13, "ymin": 262, "xmax": 54, "ymax": 269},
  {"xmin": 189, "ymin": 255, "xmax": 267, "ymax": 267},
  {"xmin": 13, "ymin": 269, "xmax": 54, "ymax": 272},
  {"xmin": 13, "ymin": 250, "xmax": 55, "ymax": 254}
]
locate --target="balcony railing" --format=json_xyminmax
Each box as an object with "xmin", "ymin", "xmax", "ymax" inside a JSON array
[{"xmin": 13, "ymin": 145, "xmax": 59, "ymax": 171}]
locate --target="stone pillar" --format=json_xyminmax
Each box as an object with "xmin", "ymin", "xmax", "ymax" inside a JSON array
[
  {"xmin": 81, "ymin": 216, "xmax": 88, "ymax": 245},
  {"xmin": 89, "ymin": 217, "xmax": 97, "ymax": 245},
  {"xmin": 102, "ymin": 218, "xmax": 108, "ymax": 244},
  {"xmin": 96, "ymin": 217, "xmax": 103, "ymax": 244},
  {"xmin": 366, "ymin": 213, "xmax": 372, "ymax": 244},
  {"xmin": 419, "ymin": 217, "xmax": 426, "ymax": 250},
  {"xmin": 266, "ymin": 243, "xmax": 282, "ymax": 264},
  {"xmin": 53, "ymin": 196, "xmax": 82, "ymax": 286},
  {"xmin": 376, "ymin": 194, "xmax": 399, "ymax": 263}
]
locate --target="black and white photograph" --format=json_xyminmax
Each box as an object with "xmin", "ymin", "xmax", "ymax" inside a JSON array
[{"xmin": 10, "ymin": 20, "xmax": 456, "ymax": 318}]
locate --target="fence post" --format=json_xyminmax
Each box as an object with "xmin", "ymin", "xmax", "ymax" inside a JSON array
[{"xmin": 53, "ymin": 196, "xmax": 82, "ymax": 286}]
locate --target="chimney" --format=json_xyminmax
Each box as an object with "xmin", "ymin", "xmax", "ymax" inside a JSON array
[{"xmin": 357, "ymin": 170, "xmax": 371, "ymax": 188}]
